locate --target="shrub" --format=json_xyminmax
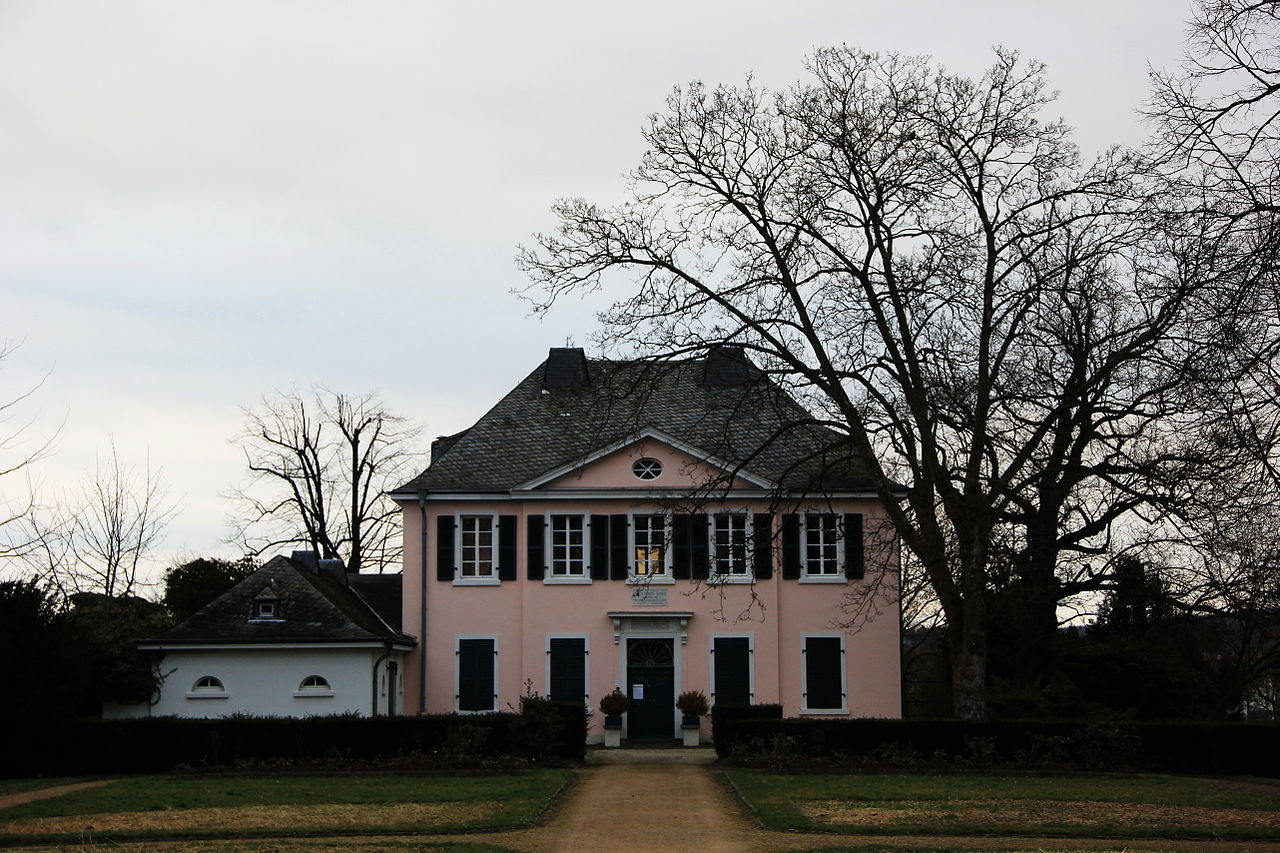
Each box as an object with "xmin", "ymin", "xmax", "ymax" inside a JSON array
[
  {"xmin": 599, "ymin": 691, "xmax": 629, "ymax": 717},
  {"xmin": 677, "ymin": 690, "xmax": 708, "ymax": 717}
]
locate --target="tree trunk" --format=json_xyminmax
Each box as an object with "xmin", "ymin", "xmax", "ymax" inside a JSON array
[{"xmin": 948, "ymin": 619, "xmax": 988, "ymax": 720}]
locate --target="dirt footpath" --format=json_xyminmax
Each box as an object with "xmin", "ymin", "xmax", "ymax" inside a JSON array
[{"xmin": 0, "ymin": 780, "xmax": 116, "ymax": 811}]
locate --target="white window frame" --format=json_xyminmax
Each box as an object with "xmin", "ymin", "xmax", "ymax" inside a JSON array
[
  {"xmin": 799, "ymin": 513, "xmax": 844, "ymax": 583},
  {"xmin": 294, "ymin": 674, "xmax": 335, "ymax": 697},
  {"xmin": 187, "ymin": 675, "xmax": 228, "ymax": 699},
  {"xmin": 709, "ymin": 633, "xmax": 755, "ymax": 707},
  {"xmin": 629, "ymin": 513, "xmax": 672, "ymax": 584},
  {"xmin": 545, "ymin": 633, "xmax": 591, "ymax": 706},
  {"xmin": 455, "ymin": 634, "xmax": 499, "ymax": 713},
  {"xmin": 800, "ymin": 633, "xmax": 848, "ymax": 714},
  {"xmin": 455, "ymin": 512, "xmax": 501, "ymax": 586},
  {"xmin": 250, "ymin": 597, "xmax": 283, "ymax": 621},
  {"xmin": 710, "ymin": 512, "xmax": 753, "ymax": 583},
  {"xmin": 545, "ymin": 513, "xmax": 590, "ymax": 583}
]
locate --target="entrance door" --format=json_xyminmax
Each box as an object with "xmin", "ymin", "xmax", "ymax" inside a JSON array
[{"xmin": 626, "ymin": 637, "xmax": 675, "ymax": 739}]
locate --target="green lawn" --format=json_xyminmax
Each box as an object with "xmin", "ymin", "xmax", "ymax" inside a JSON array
[
  {"xmin": 0, "ymin": 771, "xmax": 570, "ymax": 844},
  {"xmin": 725, "ymin": 770, "xmax": 1280, "ymax": 840}
]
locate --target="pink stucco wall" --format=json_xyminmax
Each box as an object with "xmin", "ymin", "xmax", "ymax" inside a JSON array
[{"xmin": 398, "ymin": 440, "xmax": 901, "ymax": 737}]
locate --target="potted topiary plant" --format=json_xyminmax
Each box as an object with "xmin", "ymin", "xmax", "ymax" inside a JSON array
[
  {"xmin": 599, "ymin": 690, "xmax": 629, "ymax": 747},
  {"xmin": 676, "ymin": 690, "xmax": 708, "ymax": 746}
]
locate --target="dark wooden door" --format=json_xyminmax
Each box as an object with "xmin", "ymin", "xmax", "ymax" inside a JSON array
[{"xmin": 626, "ymin": 637, "xmax": 675, "ymax": 739}]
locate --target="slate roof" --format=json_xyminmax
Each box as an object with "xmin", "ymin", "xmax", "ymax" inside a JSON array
[
  {"xmin": 144, "ymin": 555, "xmax": 413, "ymax": 646},
  {"xmin": 395, "ymin": 348, "xmax": 876, "ymax": 495}
]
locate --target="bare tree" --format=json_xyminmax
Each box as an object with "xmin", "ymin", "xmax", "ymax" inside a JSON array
[
  {"xmin": 228, "ymin": 388, "xmax": 422, "ymax": 574},
  {"xmin": 1145, "ymin": 0, "xmax": 1280, "ymax": 716},
  {"xmin": 1, "ymin": 342, "xmax": 58, "ymax": 564},
  {"xmin": 11, "ymin": 441, "xmax": 176, "ymax": 598},
  {"xmin": 520, "ymin": 48, "xmax": 1249, "ymax": 718},
  {"xmin": 1149, "ymin": 0, "xmax": 1280, "ymax": 223}
]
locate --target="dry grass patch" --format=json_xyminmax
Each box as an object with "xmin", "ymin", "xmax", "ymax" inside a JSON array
[
  {"xmin": 800, "ymin": 798, "xmax": 1280, "ymax": 831},
  {"xmin": 1, "ymin": 801, "xmax": 496, "ymax": 836}
]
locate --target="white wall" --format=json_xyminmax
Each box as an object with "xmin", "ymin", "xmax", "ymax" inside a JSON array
[{"xmin": 107, "ymin": 646, "xmax": 408, "ymax": 718}]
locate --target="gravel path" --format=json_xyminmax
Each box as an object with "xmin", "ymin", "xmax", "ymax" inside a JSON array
[{"xmin": 7, "ymin": 752, "xmax": 1280, "ymax": 852}]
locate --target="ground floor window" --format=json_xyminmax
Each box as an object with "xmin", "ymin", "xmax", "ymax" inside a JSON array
[
  {"xmin": 457, "ymin": 637, "xmax": 497, "ymax": 712},
  {"xmin": 802, "ymin": 635, "xmax": 845, "ymax": 711},
  {"xmin": 711, "ymin": 636, "xmax": 752, "ymax": 706},
  {"xmin": 548, "ymin": 636, "xmax": 587, "ymax": 705}
]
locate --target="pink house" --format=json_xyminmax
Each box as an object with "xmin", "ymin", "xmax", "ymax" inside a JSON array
[{"xmin": 390, "ymin": 347, "xmax": 901, "ymax": 742}]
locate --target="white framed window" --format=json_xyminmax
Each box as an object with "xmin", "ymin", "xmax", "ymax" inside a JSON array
[
  {"xmin": 801, "ymin": 513, "xmax": 842, "ymax": 580},
  {"xmin": 548, "ymin": 514, "xmax": 587, "ymax": 579},
  {"xmin": 631, "ymin": 514, "xmax": 670, "ymax": 582},
  {"xmin": 251, "ymin": 595, "xmax": 282, "ymax": 621},
  {"xmin": 801, "ymin": 634, "xmax": 848, "ymax": 713},
  {"xmin": 456, "ymin": 635, "xmax": 499, "ymax": 712},
  {"xmin": 457, "ymin": 514, "xmax": 498, "ymax": 583},
  {"xmin": 295, "ymin": 675, "xmax": 334, "ymax": 697},
  {"xmin": 188, "ymin": 676, "xmax": 227, "ymax": 698},
  {"xmin": 712, "ymin": 514, "xmax": 752, "ymax": 581}
]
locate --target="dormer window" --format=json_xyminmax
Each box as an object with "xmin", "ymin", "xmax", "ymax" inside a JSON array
[{"xmin": 250, "ymin": 591, "xmax": 282, "ymax": 622}]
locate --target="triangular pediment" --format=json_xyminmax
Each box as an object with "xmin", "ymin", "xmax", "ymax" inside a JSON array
[{"xmin": 514, "ymin": 428, "xmax": 776, "ymax": 491}]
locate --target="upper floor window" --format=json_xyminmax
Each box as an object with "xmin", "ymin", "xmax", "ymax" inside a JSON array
[
  {"xmin": 712, "ymin": 514, "xmax": 751, "ymax": 579},
  {"xmin": 632, "ymin": 514, "xmax": 668, "ymax": 579},
  {"xmin": 803, "ymin": 514, "xmax": 841, "ymax": 577},
  {"xmin": 550, "ymin": 514, "xmax": 586, "ymax": 577},
  {"xmin": 459, "ymin": 515, "xmax": 495, "ymax": 578}
]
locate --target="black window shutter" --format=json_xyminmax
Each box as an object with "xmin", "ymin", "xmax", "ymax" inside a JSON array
[
  {"xmin": 436, "ymin": 515, "xmax": 456, "ymax": 581},
  {"xmin": 458, "ymin": 638, "xmax": 495, "ymax": 711},
  {"xmin": 527, "ymin": 515, "xmax": 545, "ymax": 580},
  {"xmin": 690, "ymin": 513, "xmax": 710, "ymax": 580},
  {"xmin": 713, "ymin": 637, "xmax": 751, "ymax": 706},
  {"xmin": 548, "ymin": 637, "xmax": 586, "ymax": 705},
  {"xmin": 752, "ymin": 513, "xmax": 774, "ymax": 579},
  {"xmin": 609, "ymin": 514, "xmax": 629, "ymax": 580},
  {"xmin": 844, "ymin": 513, "xmax": 865, "ymax": 580},
  {"xmin": 781, "ymin": 514, "xmax": 801, "ymax": 579},
  {"xmin": 671, "ymin": 514, "xmax": 692, "ymax": 579},
  {"xmin": 589, "ymin": 514, "xmax": 609, "ymax": 579},
  {"xmin": 497, "ymin": 515, "xmax": 518, "ymax": 581},
  {"xmin": 804, "ymin": 636, "xmax": 843, "ymax": 710}
]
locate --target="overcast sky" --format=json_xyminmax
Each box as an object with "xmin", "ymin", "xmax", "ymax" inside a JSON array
[{"xmin": 0, "ymin": 0, "xmax": 1192, "ymax": 582}]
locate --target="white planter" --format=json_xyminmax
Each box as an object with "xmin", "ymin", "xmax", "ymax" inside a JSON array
[
  {"xmin": 682, "ymin": 725, "xmax": 700, "ymax": 747},
  {"xmin": 604, "ymin": 726, "xmax": 623, "ymax": 748}
]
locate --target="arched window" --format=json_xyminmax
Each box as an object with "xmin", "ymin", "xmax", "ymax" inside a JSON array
[
  {"xmin": 295, "ymin": 675, "xmax": 333, "ymax": 697},
  {"xmin": 188, "ymin": 676, "xmax": 226, "ymax": 697}
]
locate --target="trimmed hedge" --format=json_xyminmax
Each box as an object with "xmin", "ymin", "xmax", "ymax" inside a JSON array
[
  {"xmin": 2, "ymin": 706, "xmax": 587, "ymax": 778},
  {"xmin": 713, "ymin": 716, "xmax": 1280, "ymax": 776},
  {"xmin": 710, "ymin": 703, "xmax": 782, "ymax": 754}
]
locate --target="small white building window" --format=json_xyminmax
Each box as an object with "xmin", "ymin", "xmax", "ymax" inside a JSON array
[
  {"xmin": 295, "ymin": 675, "xmax": 334, "ymax": 697},
  {"xmin": 188, "ymin": 676, "xmax": 227, "ymax": 698}
]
